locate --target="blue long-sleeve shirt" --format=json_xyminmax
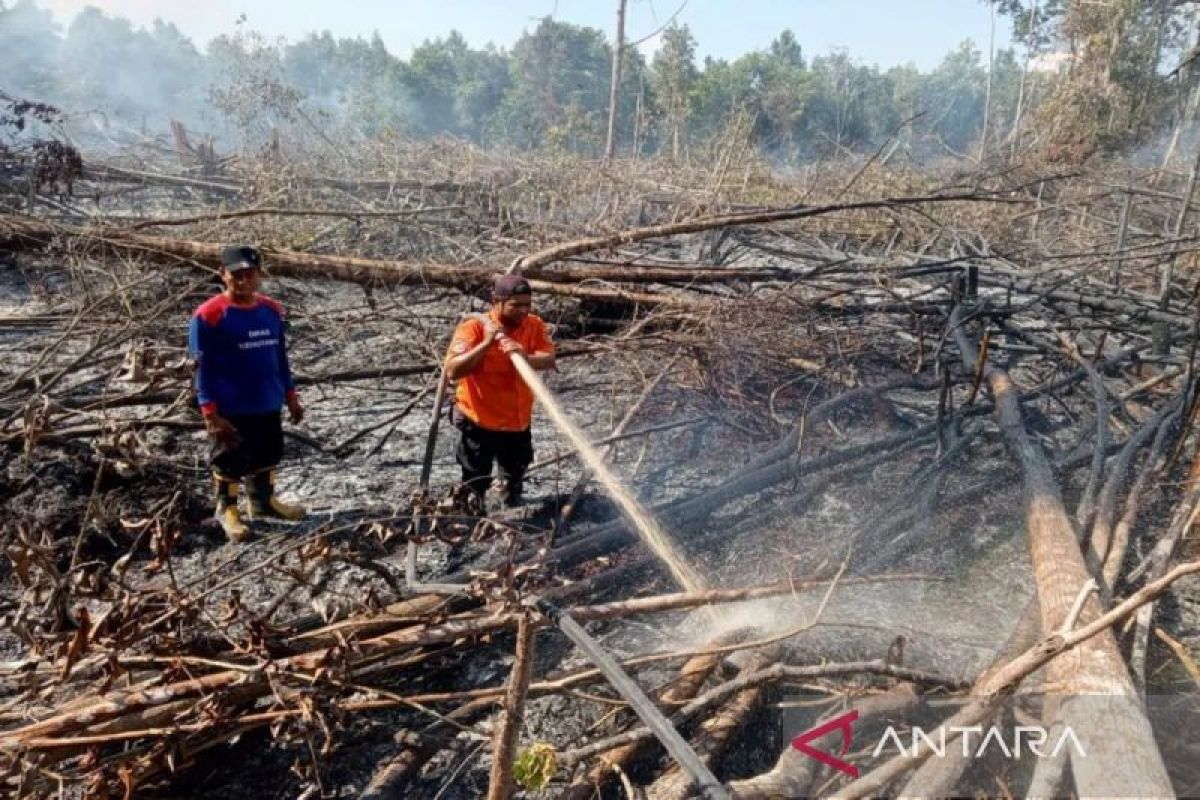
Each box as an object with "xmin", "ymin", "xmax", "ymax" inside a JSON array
[{"xmin": 188, "ymin": 293, "xmax": 296, "ymax": 417}]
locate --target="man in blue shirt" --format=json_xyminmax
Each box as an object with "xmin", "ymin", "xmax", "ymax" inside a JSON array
[{"xmin": 189, "ymin": 245, "xmax": 305, "ymax": 541}]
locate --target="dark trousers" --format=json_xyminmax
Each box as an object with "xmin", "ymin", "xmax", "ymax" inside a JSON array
[
  {"xmin": 453, "ymin": 409, "xmax": 533, "ymax": 497},
  {"xmin": 210, "ymin": 411, "xmax": 284, "ymax": 480}
]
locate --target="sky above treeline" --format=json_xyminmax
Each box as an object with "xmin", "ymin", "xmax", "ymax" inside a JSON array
[{"xmin": 35, "ymin": 0, "xmax": 1017, "ymax": 71}]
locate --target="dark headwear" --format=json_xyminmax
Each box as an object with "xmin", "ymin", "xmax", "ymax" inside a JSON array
[
  {"xmin": 493, "ymin": 273, "xmax": 532, "ymax": 299},
  {"xmin": 221, "ymin": 245, "xmax": 261, "ymax": 272}
]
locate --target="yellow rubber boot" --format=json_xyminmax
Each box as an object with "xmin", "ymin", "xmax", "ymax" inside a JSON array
[
  {"xmin": 214, "ymin": 476, "xmax": 249, "ymax": 543},
  {"xmin": 247, "ymin": 470, "xmax": 306, "ymax": 521}
]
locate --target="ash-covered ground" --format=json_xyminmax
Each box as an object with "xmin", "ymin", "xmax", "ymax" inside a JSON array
[{"xmin": 3, "ymin": 198, "xmax": 1199, "ymax": 798}]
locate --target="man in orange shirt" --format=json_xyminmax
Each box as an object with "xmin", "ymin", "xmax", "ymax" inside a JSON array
[{"xmin": 444, "ymin": 274, "xmax": 556, "ymax": 508}]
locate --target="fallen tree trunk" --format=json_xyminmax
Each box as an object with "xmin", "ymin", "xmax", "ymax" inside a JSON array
[
  {"xmin": 0, "ymin": 214, "xmax": 736, "ymax": 307},
  {"xmin": 980, "ymin": 274, "xmax": 1191, "ymax": 328},
  {"xmin": 0, "ymin": 213, "xmax": 778, "ymax": 287},
  {"xmin": 831, "ymin": 559, "xmax": 1200, "ymax": 798},
  {"xmin": 83, "ymin": 164, "xmax": 488, "ymax": 197},
  {"xmin": 947, "ymin": 304, "xmax": 1173, "ymax": 798},
  {"xmin": 511, "ymin": 189, "xmax": 1030, "ymax": 272},
  {"xmin": 83, "ymin": 165, "xmax": 240, "ymax": 196},
  {"xmin": 121, "ymin": 204, "xmax": 467, "ymax": 230}
]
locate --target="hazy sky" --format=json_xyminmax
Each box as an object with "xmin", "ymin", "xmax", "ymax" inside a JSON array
[{"xmin": 37, "ymin": 0, "xmax": 1015, "ymax": 71}]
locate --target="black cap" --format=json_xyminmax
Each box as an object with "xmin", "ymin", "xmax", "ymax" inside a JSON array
[
  {"xmin": 221, "ymin": 245, "xmax": 261, "ymax": 272},
  {"xmin": 493, "ymin": 273, "xmax": 532, "ymax": 299}
]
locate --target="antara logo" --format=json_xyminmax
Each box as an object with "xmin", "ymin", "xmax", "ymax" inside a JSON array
[
  {"xmin": 791, "ymin": 710, "xmax": 860, "ymax": 777},
  {"xmin": 873, "ymin": 724, "xmax": 1087, "ymax": 759},
  {"xmin": 790, "ymin": 709, "xmax": 1087, "ymax": 777}
]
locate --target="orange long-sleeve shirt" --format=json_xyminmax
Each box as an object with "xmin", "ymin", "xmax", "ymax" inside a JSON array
[{"xmin": 446, "ymin": 311, "xmax": 554, "ymax": 431}]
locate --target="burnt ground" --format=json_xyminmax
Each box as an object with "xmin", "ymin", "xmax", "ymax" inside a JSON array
[{"xmin": 3, "ymin": 162, "xmax": 1200, "ymax": 798}]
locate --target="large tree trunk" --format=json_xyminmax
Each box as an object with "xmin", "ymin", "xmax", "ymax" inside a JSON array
[
  {"xmin": 949, "ymin": 306, "xmax": 1173, "ymax": 797},
  {"xmin": 604, "ymin": 0, "xmax": 627, "ymax": 162},
  {"xmin": 0, "ymin": 214, "xmax": 704, "ymax": 307}
]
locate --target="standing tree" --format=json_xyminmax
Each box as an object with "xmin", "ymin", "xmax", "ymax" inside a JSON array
[
  {"xmin": 208, "ymin": 30, "xmax": 304, "ymax": 148},
  {"xmin": 650, "ymin": 22, "xmax": 698, "ymax": 161},
  {"xmin": 402, "ymin": 31, "xmax": 509, "ymax": 141},
  {"xmin": 759, "ymin": 30, "xmax": 812, "ymax": 157},
  {"xmin": 980, "ymin": 1, "xmax": 996, "ymax": 159},
  {"xmin": 991, "ymin": 0, "xmax": 1196, "ymax": 159},
  {"xmin": 800, "ymin": 51, "xmax": 891, "ymax": 155},
  {"xmin": 604, "ymin": 0, "xmax": 627, "ymax": 161},
  {"xmin": 488, "ymin": 18, "xmax": 612, "ymax": 152},
  {"xmin": 919, "ymin": 41, "xmax": 987, "ymax": 157}
]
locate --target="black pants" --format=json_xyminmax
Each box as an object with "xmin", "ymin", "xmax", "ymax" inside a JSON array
[
  {"xmin": 453, "ymin": 409, "xmax": 533, "ymax": 497},
  {"xmin": 210, "ymin": 411, "xmax": 284, "ymax": 480}
]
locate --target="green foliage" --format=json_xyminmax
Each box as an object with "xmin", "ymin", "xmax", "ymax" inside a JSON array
[
  {"xmin": 487, "ymin": 17, "xmax": 616, "ymax": 153},
  {"xmin": 920, "ymin": 41, "xmax": 987, "ymax": 152},
  {"xmin": 512, "ymin": 742, "xmax": 557, "ymax": 791},
  {"xmin": 990, "ymin": 0, "xmax": 1068, "ymax": 50},
  {"xmin": 650, "ymin": 22, "xmax": 698, "ymax": 158},
  {"xmin": 1, "ymin": 1, "xmax": 1195, "ymax": 160},
  {"xmin": 403, "ymin": 31, "xmax": 509, "ymax": 140}
]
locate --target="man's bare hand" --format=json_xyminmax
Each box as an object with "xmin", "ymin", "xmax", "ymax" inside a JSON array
[
  {"xmin": 205, "ymin": 414, "xmax": 241, "ymax": 447},
  {"xmin": 286, "ymin": 394, "xmax": 305, "ymax": 424},
  {"xmin": 497, "ymin": 335, "xmax": 526, "ymax": 358}
]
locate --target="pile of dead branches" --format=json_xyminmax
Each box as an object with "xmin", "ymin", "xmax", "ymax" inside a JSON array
[{"xmin": 2, "ymin": 136, "xmax": 1200, "ymax": 799}]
